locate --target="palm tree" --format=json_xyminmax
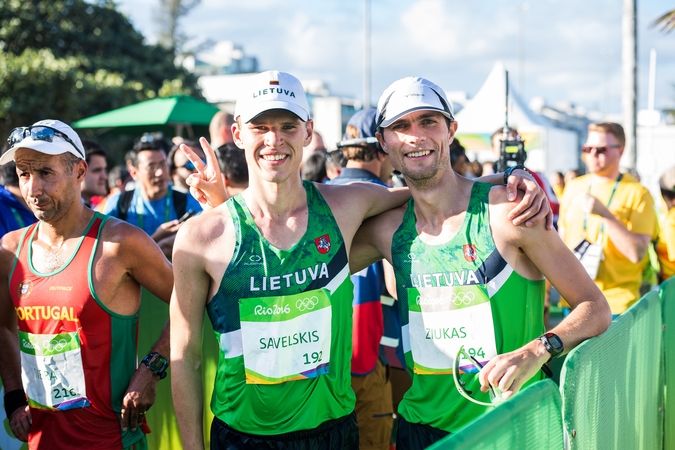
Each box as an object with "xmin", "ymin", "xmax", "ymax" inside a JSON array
[{"xmin": 652, "ymin": 9, "xmax": 675, "ymax": 32}]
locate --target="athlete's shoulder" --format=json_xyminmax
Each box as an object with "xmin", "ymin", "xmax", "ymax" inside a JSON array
[
  {"xmin": 177, "ymin": 202, "xmax": 235, "ymax": 249},
  {"xmin": 0, "ymin": 226, "xmax": 26, "ymax": 265}
]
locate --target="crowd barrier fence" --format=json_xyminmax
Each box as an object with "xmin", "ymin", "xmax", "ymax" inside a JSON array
[{"xmin": 433, "ymin": 279, "xmax": 675, "ymax": 450}]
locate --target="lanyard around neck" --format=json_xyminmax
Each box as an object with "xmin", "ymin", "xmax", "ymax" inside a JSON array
[
  {"xmin": 135, "ymin": 189, "xmax": 172, "ymax": 231},
  {"xmin": 583, "ymin": 174, "xmax": 622, "ymax": 234}
]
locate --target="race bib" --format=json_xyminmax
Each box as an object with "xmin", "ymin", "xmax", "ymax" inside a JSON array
[
  {"xmin": 239, "ymin": 288, "xmax": 331, "ymax": 384},
  {"xmin": 407, "ymin": 284, "xmax": 497, "ymax": 375},
  {"xmin": 574, "ymin": 238, "xmax": 603, "ymax": 280},
  {"xmin": 19, "ymin": 330, "xmax": 90, "ymax": 411}
]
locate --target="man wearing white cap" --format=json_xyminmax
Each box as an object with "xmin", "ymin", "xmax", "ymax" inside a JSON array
[
  {"xmin": 349, "ymin": 77, "xmax": 612, "ymax": 448},
  {"xmin": 170, "ymin": 71, "xmax": 551, "ymax": 449},
  {"xmin": 0, "ymin": 120, "xmax": 174, "ymax": 449}
]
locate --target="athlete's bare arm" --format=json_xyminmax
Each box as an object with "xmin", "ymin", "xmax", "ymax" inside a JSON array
[
  {"xmin": 349, "ymin": 205, "xmax": 406, "ymax": 274},
  {"xmin": 478, "ymin": 187, "xmax": 612, "ymax": 399},
  {"xmin": 0, "ymin": 231, "xmax": 30, "ymax": 441},
  {"xmin": 95, "ymin": 218, "xmax": 175, "ymax": 432},
  {"xmin": 170, "ymin": 205, "xmax": 235, "ymax": 449}
]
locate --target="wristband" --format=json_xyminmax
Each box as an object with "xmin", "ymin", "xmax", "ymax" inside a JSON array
[
  {"xmin": 4, "ymin": 389, "xmax": 28, "ymax": 419},
  {"xmin": 503, "ymin": 164, "xmax": 528, "ymax": 185}
]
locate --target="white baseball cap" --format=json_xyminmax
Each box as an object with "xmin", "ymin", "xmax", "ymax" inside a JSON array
[
  {"xmin": 376, "ymin": 77, "xmax": 454, "ymax": 128},
  {"xmin": 1, "ymin": 119, "xmax": 85, "ymax": 165},
  {"xmin": 234, "ymin": 70, "xmax": 310, "ymax": 123}
]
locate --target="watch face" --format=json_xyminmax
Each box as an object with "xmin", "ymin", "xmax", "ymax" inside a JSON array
[
  {"xmin": 546, "ymin": 333, "xmax": 563, "ymax": 350},
  {"xmin": 146, "ymin": 354, "xmax": 167, "ymax": 372}
]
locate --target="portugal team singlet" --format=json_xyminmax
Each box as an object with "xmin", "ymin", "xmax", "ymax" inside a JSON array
[
  {"xmin": 207, "ymin": 180, "xmax": 355, "ymax": 435},
  {"xmin": 392, "ymin": 182, "xmax": 545, "ymax": 433},
  {"xmin": 9, "ymin": 212, "xmax": 144, "ymax": 449}
]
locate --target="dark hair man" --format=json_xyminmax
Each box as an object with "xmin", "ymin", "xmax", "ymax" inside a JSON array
[
  {"xmin": 80, "ymin": 140, "xmax": 109, "ymax": 208},
  {"xmin": 216, "ymin": 142, "xmax": 249, "ymax": 199},
  {"xmin": 101, "ymin": 135, "xmax": 202, "ymax": 259}
]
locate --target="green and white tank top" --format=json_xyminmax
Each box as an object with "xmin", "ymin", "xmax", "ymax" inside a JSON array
[
  {"xmin": 207, "ymin": 180, "xmax": 355, "ymax": 435},
  {"xmin": 392, "ymin": 182, "xmax": 545, "ymax": 433}
]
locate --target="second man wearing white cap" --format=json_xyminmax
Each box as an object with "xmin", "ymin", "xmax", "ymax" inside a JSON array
[{"xmin": 350, "ymin": 77, "xmax": 612, "ymax": 448}]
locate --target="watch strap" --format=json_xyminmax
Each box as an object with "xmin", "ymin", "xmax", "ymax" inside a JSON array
[{"xmin": 503, "ymin": 164, "xmax": 528, "ymax": 185}]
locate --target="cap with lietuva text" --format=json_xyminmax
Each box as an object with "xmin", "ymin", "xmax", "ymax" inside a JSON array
[
  {"xmin": 376, "ymin": 77, "xmax": 454, "ymax": 129},
  {"xmin": 0, "ymin": 119, "xmax": 85, "ymax": 166},
  {"xmin": 234, "ymin": 70, "xmax": 310, "ymax": 124}
]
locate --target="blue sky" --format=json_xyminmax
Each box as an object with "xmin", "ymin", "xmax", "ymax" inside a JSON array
[{"xmin": 115, "ymin": 0, "xmax": 675, "ymax": 114}]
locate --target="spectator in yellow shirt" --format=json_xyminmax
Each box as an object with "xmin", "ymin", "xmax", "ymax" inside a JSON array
[{"xmin": 558, "ymin": 122, "xmax": 659, "ymax": 315}]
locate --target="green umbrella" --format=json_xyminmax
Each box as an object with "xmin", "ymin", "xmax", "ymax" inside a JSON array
[{"xmin": 72, "ymin": 95, "xmax": 220, "ymax": 138}]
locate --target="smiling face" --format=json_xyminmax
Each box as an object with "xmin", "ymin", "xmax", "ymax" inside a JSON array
[
  {"xmin": 377, "ymin": 110, "xmax": 457, "ymax": 188},
  {"xmin": 15, "ymin": 149, "xmax": 84, "ymax": 223},
  {"xmin": 233, "ymin": 109, "xmax": 313, "ymax": 185}
]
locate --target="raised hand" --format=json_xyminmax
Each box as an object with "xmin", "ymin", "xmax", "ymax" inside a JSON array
[{"xmin": 181, "ymin": 137, "xmax": 228, "ymax": 209}]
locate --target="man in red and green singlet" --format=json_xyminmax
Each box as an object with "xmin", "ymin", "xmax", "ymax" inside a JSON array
[
  {"xmin": 0, "ymin": 120, "xmax": 174, "ymax": 449},
  {"xmin": 350, "ymin": 77, "xmax": 613, "ymax": 449},
  {"xmin": 170, "ymin": 70, "xmax": 552, "ymax": 450}
]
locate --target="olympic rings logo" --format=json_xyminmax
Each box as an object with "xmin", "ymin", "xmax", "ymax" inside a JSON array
[
  {"xmin": 43, "ymin": 338, "xmax": 68, "ymax": 352},
  {"xmin": 451, "ymin": 292, "xmax": 475, "ymax": 306},
  {"xmin": 415, "ymin": 292, "xmax": 475, "ymax": 306},
  {"xmin": 296, "ymin": 296, "xmax": 319, "ymax": 311}
]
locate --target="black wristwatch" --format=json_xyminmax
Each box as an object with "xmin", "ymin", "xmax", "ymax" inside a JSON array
[
  {"xmin": 539, "ymin": 333, "xmax": 564, "ymax": 361},
  {"xmin": 141, "ymin": 352, "xmax": 168, "ymax": 379},
  {"xmin": 503, "ymin": 164, "xmax": 529, "ymax": 185}
]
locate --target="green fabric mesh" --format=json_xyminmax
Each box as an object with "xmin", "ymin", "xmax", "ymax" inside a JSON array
[
  {"xmin": 560, "ymin": 290, "xmax": 663, "ymax": 450},
  {"xmin": 662, "ymin": 278, "xmax": 675, "ymax": 450},
  {"xmin": 429, "ymin": 380, "xmax": 563, "ymax": 450}
]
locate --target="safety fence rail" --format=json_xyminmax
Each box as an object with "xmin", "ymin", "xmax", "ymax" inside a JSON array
[{"xmin": 433, "ymin": 280, "xmax": 675, "ymax": 450}]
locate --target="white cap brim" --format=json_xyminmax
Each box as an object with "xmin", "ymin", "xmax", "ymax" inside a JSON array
[
  {"xmin": 0, "ymin": 138, "xmax": 84, "ymax": 165},
  {"xmin": 379, "ymin": 106, "xmax": 454, "ymax": 128},
  {"xmin": 239, "ymin": 100, "xmax": 309, "ymax": 123}
]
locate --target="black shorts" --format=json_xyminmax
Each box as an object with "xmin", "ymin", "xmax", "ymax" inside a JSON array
[
  {"xmin": 396, "ymin": 414, "xmax": 450, "ymax": 450},
  {"xmin": 210, "ymin": 412, "xmax": 359, "ymax": 450}
]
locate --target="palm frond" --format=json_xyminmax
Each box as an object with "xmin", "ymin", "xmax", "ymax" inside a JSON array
[{"xmin": 651, "ymin": 10, "xmax": 675, "ymax": 33}]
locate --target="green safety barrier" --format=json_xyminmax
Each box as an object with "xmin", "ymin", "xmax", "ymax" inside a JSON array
[
  {"xmin": 560, "ymin": 291, "xmax": 663, "ymax": 450},
  {"xmin": 429, "ymin": 379, "xmax": 564, "ymax": 450},
  {"xmin": 661, "ymin": 278, "xmax": 675, "ymax": 449}
]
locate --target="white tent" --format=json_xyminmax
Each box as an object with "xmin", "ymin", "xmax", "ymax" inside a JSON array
[{"xmin": 454, "ymin": 62, "xmax": 579, "ymax": 175}]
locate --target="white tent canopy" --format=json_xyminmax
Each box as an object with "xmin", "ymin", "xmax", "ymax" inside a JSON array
[
  {"xmin": 455, "ymin": 61, "xmax": 548, "ymax": 133},
  {"xmin": 454, "ymin": 61, "xmax": 578, "ymax": 175}
]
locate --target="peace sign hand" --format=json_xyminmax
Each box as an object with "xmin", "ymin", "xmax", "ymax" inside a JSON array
[{"xmin": 181, "ymin": 137, "xmax": 228, "ymax": 209}]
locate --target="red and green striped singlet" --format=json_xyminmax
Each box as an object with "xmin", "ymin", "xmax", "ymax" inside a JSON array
[{"xmin": 9, "ymin": 212, "xmax": 145, "ymax": 449}]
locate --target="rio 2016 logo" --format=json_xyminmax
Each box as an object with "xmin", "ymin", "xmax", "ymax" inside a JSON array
[{"xmin": 254, "ymin": 304, "xmax": 290, "ymax": 315}]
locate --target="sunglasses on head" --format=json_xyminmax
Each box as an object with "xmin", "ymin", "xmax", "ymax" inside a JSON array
[
  {"xmin": 8, "ymin": 126, "xmax": 83, "ymax": 158},
  {"xmin": 581, "ymin": 145, "xmax": 620, "ymax": 155},
  {"xmin": 179, "ymin": 158, "xmax": 206, "ymax": 171}
]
